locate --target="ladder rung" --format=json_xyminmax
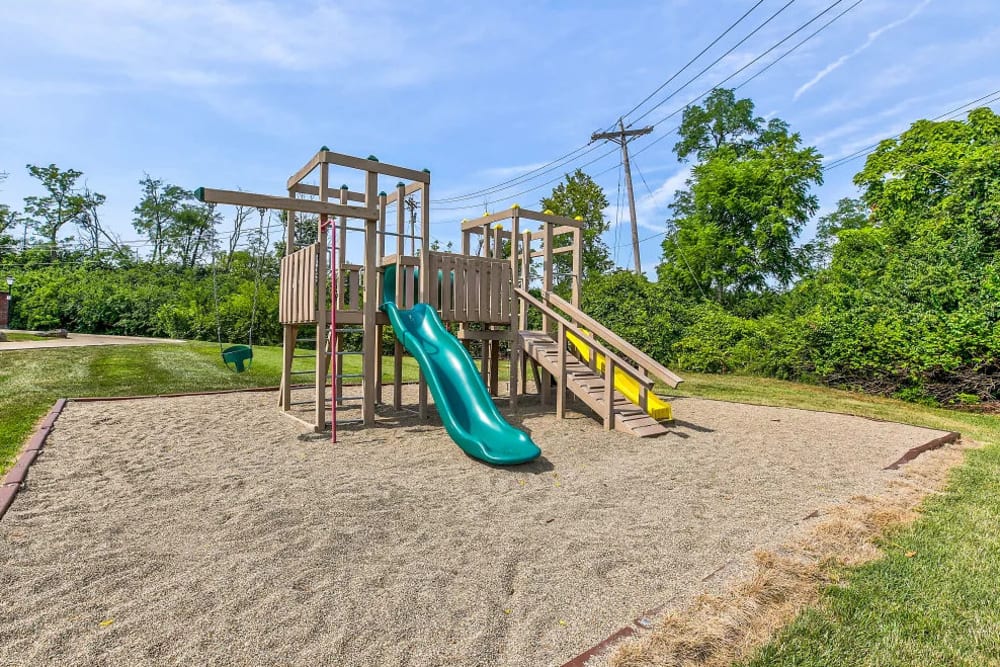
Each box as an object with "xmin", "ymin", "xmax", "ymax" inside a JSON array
[
  {"xmin": 297, "ymin": 338, "xmax": 317, "ymax": 342},
  {"xmin": 293, "ymin": 355, "xmax": 314, "ymax": 359},
  {"xmin": 336, "ymin": 373, "xmax": 364, "ymax": 379},
  {"xmin": 290, "ymin": 370, "xmax": 315, "ymax": 375},
  {"xmin": 333, "ymin": 419, "xmax": 363, "ymax": 425},
  {"xmin": 335, "ymin": 328, "xmax": 363, "ymax": 333},
  {"xmin": 288, "ymin": 400, "xmax": 314, "ymax": 406},
  {"xmin": 337, "ymin": 351, "xmax": 363, "ymax": 356}
]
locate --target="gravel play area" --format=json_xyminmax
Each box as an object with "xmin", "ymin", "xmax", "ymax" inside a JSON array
[{"xmin": 0, "ymin": 388, "xmax": 954, "ymax": 666}]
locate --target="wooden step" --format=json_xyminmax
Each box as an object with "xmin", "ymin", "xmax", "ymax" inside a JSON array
[{"xmin": 520, "ymin": 331, "xmax": 668, "ymax": 438}]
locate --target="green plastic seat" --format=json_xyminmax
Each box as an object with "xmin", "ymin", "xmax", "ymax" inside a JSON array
[{"xmin": 221, "ymin": 344, "xmax": 253, "ymax": 373}]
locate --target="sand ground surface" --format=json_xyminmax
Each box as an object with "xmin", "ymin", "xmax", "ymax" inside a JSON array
[{"xmin": 0, "ymin": 388, "xmax": 951, "ymax": 666}]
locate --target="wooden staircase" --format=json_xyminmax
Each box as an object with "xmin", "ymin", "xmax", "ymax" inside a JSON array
[{"xmin": 520, "ymin": 331, "xmax": 669, "ymax": 438}]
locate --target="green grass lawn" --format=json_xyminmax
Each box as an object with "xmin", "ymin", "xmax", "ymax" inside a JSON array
[
  {"xmin": 658, "ymin": 373, "xmax": 1000, "ymax": 667},
  {"xmin": 0, "ymin": 341, "xmax": 418, "ymax": 472},
  {"xmin": 1, "ymin": 348, "xmax": 997, "ymax": 665}
]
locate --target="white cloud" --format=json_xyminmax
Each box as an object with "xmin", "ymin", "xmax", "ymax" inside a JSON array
[
  {"xmin": 0, "ymin": 0, "xmax": 455, "ymax": 91},
  {"xmin": 794, "ymin": 0, "xmax": 932, "ymax": 101}
]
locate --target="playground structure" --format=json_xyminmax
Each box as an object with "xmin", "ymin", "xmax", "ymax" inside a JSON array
[{"xmin": 196, "ymin": 147, "xmax": 683, "ymax": 458}]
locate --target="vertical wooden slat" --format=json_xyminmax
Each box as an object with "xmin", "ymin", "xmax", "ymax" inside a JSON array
[
  {"xmin": 441, "ymin": 255, "xmax": 452, "ymax": 317},
  {"xmin": 572, "ymin": 227, "xmax": 582, "ymax": 307}
]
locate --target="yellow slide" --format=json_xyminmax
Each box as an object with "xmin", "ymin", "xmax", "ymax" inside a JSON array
[{"xmin": 565, "ymin": 330, "xmax": 673, "ymax": 421}]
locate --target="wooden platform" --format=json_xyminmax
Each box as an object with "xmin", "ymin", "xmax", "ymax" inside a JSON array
[{"xmin": 519, "ymin": 331, "xmax": 669, "ymax": 438}]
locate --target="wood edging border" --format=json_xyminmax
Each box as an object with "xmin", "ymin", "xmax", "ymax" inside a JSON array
[
  {"xmin": 0, "ymin": 398, "xmax": 67, "ymax": 520},
  {"xmin": 883, "ymin": 431, "xmax": 961, "ymax": 470}
]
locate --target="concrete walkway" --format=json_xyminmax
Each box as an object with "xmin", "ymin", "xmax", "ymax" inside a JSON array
[{"xmin": 0, "ymin": 331, "xmax": 185, "ymax": 350}]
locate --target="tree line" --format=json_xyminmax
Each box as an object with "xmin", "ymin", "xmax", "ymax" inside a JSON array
[{"xmin": 2, "ymin": 89, "xmax": 998, "ymax": 405}]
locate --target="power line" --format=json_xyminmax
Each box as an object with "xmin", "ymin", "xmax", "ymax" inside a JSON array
[
  {"xmin": 624, "ymin": 0, "xmax": 861, "ymax": 163},
  {"xmin": 431, "ymin": 0, "xmax": 780, "ymax": 205},
  {"xmin": 822, "ymin": 88, "xmax": 1000, "ymax": 171},
  {"xmin": 618, "ymin": 0, "xmax": 768, "ymax": 125},
  {"xmin": 626, "ymin": 0, "xmax": 800, "ymax": 128}
]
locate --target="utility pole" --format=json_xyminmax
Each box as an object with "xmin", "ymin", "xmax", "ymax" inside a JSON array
[
  {"xmin": 404, "ymin": 195, "xmax": 418, "ymax": 255},
  {"xmin": 591, "ymin": 118, "xmax": 652, "ymax": 275}
]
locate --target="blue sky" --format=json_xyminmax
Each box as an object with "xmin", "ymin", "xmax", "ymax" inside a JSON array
[{"xmin": 2, "ymin": 0, "xmax": 998, "ymax": 273}]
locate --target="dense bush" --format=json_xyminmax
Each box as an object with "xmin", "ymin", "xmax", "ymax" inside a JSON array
[{"xmin": 7, "ymin": 254, "xmax": 280, "ymax": 346}]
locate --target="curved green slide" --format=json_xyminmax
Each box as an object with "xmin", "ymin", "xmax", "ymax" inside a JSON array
[{"xmin": 381, "ymin": 264, "xmax": 541, "ymax": 465}]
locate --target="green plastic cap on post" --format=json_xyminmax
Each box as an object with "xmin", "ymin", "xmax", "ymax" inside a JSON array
[
  {"xmin": 422, "ymin": 168, "xmax": 430, "ymax": 174},
  {"xmin": 396, "ymin": 181, "xmax": 406, "ymax": 188},
  {"xmin": 341, "ymin": 184, "xmax": 349, "ymax": 190},
  {"xmin": 194, "ymin": 187, "xmax": 205, "ymax": 202},
  {"xmin": 367, "ymin": 155, "xmax": 379, "ymax": 162},
  {"xmin": 379, "ymin": 191, "xmax": 387, "ymax": 197},
  {"xmin": 320, "ymin": 145, "xmax": 330, "ymax": 152}
]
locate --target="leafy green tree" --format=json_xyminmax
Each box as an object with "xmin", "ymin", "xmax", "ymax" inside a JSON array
[
  {"xmin": 810, "ymin": 197, "xmax": 870, "ymax": 268},
  {"xmin": 133, "ymin": 175, "xmax": 188, "ymax": 263},
  {"xmin": 659, "ymin": 90, "xmax": 822, "ymax": 305},
  {"xmin": 22, "ymin": 164, "xmax": 90, "ymax": 252},
  {"xmin": 540, "ymin": 169, "xmax": 612, "ymax": 291},
  {"xmin": 674, "ymin": 88, "xmax": 789, "ymax": 162},
  {"xmin": 856, "ymin": 107, "xmax": 1000, "ymax": 253},
  {"xmin": 165, "ymin": 204, "xmax": 219, "ymax": 268}
]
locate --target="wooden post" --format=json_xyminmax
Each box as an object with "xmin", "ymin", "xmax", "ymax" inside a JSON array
[
  {"xmin": 363, "ymin": 169, "xmax": 379, "ymax": 426},
  {"xmin": 542, "ymin": 222, "xmax": 553, "ymax": 331},
  {"xmin": 394, "ymin": 182, "xmax": 406, "ymax": 411},
  {"xmin": 336, "ymin": 187, "xmax": 348, "ymax": 406},
  {"xmin": 520, "ymin": 230, "xmax": 531, "ymax": 394},
  {"xmin": 489, "ymin": 337, "xmax": 500, "ymax": 396},
  {"xmin": 281, "ymin": 324, "xmax": 297, "ymax": 411},
  {"xmin": 280, "ymin": 187, "xmax": 297, "ymax": 411},
  {"xmin": 377, "ymin": 192, "xmax": 387, "ymax": 263},
  {"xmin": 315, "ymin": 164, "xmax": 330, "ymax": 431},
  {"xmin": 604, "ymin": 358, "xmax": 615, "ymax": 431},
  {"xmin": 556, "ymin": 322, "xmax": 566, "ymax": 419},
  {"xmin": 419, "ymin": 179, "xmax": 431, "ymax": 419},
  {"xmin": 572, "ymin": 227, "xmax": 582, "ymax": 308},
  {"xmin": 509, "ymin": 209, "xmax": 520, "ymax": 410},
  {"xmin": 540, "ymin": 222, "xmax": 553, "ymax": 403}
]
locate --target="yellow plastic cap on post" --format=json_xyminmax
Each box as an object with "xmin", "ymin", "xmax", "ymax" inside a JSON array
[
  {"xmin": 543, "ymin": 209, "xmax": 554, "ymax": 215},
  {"xmin": 574, "ymin": 216, "xmax": 584, "ymax": 221}
]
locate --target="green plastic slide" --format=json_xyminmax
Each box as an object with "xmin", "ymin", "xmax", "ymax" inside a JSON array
[{"xmin": 381, "ymin": 264, "xmax": 541, "ymax": 465}]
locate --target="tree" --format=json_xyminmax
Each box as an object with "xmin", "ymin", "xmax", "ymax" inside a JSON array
[
  {"xmin": 659, "ymin": 90, "xmax": 822, "ymax": 305},
  {"xmin": 855, "ymin": 107, "xmax": 1000, "ymax": 254},
  {"xmin": 164, "ymin": 204, "xmax": 219, "ymax": 268},
  {"xmin": 23, "ymin": 164, "xmax": 90, "ymax": 253},
  {"xmin": 674, "ymin": 88, "xmax": 789, "ymax": 163},
  {"xmin": 133, "ymin": 175, "xmax": 188, "ymax": 263},
  {"xmin": 810, "ymin": 197, "xmax": 870, "ymax": 268},
  {"xmin": 540, "ymin": 169, "xmax": 612, "ymax": 291}
]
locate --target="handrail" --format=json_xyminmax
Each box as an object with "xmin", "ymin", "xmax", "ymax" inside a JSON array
[
  {"xmin": 514, "ymin": 288, "xmax": 654, "ymax": 390},
  {"xmin": 544, "ymin": 291, "xmax": 684, "ymax": 388}
]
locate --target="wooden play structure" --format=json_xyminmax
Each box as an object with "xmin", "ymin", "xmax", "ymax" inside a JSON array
[{"xmin": 197, "ymin": 147, "xmax": 682, "ymax": 441}]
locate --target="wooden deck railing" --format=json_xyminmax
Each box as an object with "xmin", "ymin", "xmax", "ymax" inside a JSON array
[{"xmin": 544, "ymin": 291, "xmax": 683, "ymax": 389}]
